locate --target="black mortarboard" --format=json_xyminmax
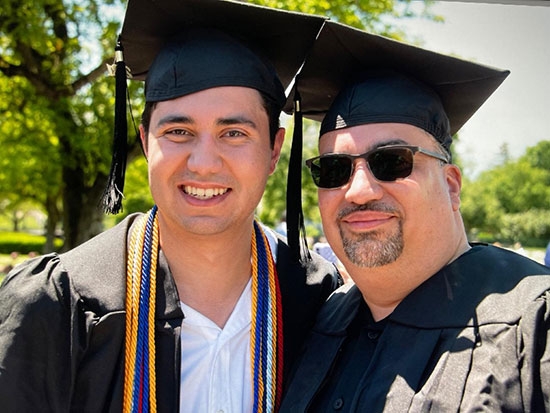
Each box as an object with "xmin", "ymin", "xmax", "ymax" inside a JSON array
[
  {"xmin": 285, "ymin": 20, "xmax": 510, "ymax": 262},
  {"xmin": 101, "ymin": 0, "xmax": 326, "ymax": 218},
  {"xmin": 319, "ymin": 71, "xmax": 454, "ymax": 151},
  {"xmin": 288, "ymin": 20, "xmax": 510, "ymax": 139},
  {"xmin": 143, "ymin": 29, "xmax": 286, "ymax": 108}
]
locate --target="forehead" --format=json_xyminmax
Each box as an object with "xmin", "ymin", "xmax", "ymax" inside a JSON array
[
  {"xmin": 319, "ymin": 122, "xmax": 437, "ymax": 152},
  {"xmin": 152, "ymin": 86, "xmax": 266, "ymax": 117}
]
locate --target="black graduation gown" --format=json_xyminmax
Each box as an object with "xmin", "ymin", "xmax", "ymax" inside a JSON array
[
  {"xmin": 280, "ymin": 244, "xmax": 550, "ymax": 412},
  {"xmin": 0, "ymin": 213, "xmax": 340, "ymax": 412}
]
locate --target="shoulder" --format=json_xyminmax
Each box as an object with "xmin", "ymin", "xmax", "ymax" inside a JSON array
[
  {"xmin": 0, "ymin": 252, "xmax": 68, "ymax": 315},
  {"xmin": 393, "ymin": 244, "xmax": 550, "ymax": 327},
  {"xmin": 271, "ymin": 230, "xmax": 342, "ymax": 290},
  {"xmin": 312, "ymin": 282, "xmax": 362, "ymax": 334},
  {"xmin": 60, "ymin": 213, "xmax": 140, "ymax": 269},
  {"xmin": 261, "ymin": 224, "xmax": 341, "ymax": 312},
  {"xmin": 459, "ymin": 244, "xmax": 550, "ymax": 301},
  {"xmin": 0, "ymin": 214, "xmax": 142, "ymax": 314},
  {"xmin": 60, "ymin": 213, "xmax": 143, "ymax": 310}
]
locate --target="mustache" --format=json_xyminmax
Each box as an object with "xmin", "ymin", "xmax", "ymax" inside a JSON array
[{"xmin": 337, "ymin": 201, "xmax": 400, "ymax": 221}]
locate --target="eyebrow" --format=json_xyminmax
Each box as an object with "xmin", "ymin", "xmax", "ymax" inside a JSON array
[
  {"xmin": 154, "ymin": 114, "xmax": 258, "ymax": 130},
  {"xmin": 374, "ymin": 138, "xmax": 408, "ymax": 148},
  {"xmin": 217, "ymin": 116, "xmax": 258, "ymax": 130},
  {"xmin": 155, "ymin": 115, "xmax": 193, "ymax": 129}
]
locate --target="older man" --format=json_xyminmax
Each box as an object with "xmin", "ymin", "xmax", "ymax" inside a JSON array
[{"xmin": 281, "ymin": 21, "xmax": 550, "ymax": 412}]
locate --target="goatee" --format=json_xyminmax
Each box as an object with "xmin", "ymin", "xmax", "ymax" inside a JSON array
[{"xmin": 338, "ymin": 202, "xmax": 403, "ymax": 267}]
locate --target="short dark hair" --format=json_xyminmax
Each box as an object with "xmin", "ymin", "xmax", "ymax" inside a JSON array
[{"xmin": 140, "ymin": 91, "xmax": 281, "ymax": 148}]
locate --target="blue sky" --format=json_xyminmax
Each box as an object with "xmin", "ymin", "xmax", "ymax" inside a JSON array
[{"xmin": 398, "ymin": 1, "xmax": 550, "ymax": 178}]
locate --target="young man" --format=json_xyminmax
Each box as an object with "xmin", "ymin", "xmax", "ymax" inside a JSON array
[
  {"xmin": 0, "ymin": 1, "xmax": 340, "ymax": 412},
  {"xmin": 280, "ymin": 21, "xmax": 550, "ymax": 412}
]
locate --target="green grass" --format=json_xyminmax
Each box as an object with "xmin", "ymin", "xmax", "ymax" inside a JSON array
[
  {"xmin": 0, "ymin": 252, "xmax": 36, "ymax": 284},
  {"xmin": 0, "ymin": 231, "xmax": 62, "ymax": 254}
]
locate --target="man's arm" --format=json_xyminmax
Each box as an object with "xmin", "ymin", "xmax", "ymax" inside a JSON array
[{"xmin": 0, "ymin": 255, "xmax": 75, "ymax": 412}]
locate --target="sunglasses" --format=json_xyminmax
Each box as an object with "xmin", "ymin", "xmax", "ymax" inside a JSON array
[{"xmin": 305, "ymin": 145, "xmax": 450, "ymax": 189}]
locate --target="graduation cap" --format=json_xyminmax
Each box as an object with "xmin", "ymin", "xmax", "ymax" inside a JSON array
[
  {"xmin": 284, "ymin": 20, "xmax": 510, "ymax": 261},
  {"xmin": 288, "ymin": 20, "xmax": 510, "ymax": 139},
  {"xmin": 101, "ymin": 0, "xmax": 327, "ymax": 217}
]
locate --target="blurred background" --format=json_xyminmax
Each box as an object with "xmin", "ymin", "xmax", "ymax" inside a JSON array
[{"xmin": 1, "ymin": 0, "xmax": 548, "ymax": 278}]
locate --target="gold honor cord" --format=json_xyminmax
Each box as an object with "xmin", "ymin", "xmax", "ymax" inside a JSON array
[{"xmin": 123, "ymin": 209, "xmax": 282, "ymax": 412}]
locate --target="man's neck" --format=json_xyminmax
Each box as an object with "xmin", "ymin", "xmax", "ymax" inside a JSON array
[{"xmin": 159, "ymin": 221, "xmax": 255, "ymax": 328}]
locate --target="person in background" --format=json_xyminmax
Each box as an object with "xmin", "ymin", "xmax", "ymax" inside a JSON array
[
  {"xmin": 0, "ymin": 1, "xmax": 340, "ymax": 412},
  {"xmin": 313, "ymin": 236, "xmax": 338, "ymax": 264},
  {"xmin": 280, "ymin": 20, "xmax": 550, "ymax": 412},
  {"xmin": 545, "ymin": 240, "xmax": 550, "ymax": 267},
  {"xmin": 313, "ymin": 236, "xmax": 352, "ymax": 284}
]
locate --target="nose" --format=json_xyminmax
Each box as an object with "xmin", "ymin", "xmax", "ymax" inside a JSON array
[
  {"xmin": 345, "ymin": 160, "xmax": 384, "ymax": 204},
  {"xmin": 186, "ymin": 135, "xmax": 223, "ymax": 175}
]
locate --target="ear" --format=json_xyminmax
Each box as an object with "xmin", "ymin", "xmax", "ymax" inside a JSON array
[
  {"xmin": 269, "ymin": 127, "xmax": 285, "ymax": 174},
  {"xmin": 445, "ymin": 164, "xmax": 462, "ymax": 211},
  {"xmin": 139, "ymin": 124, "xmax": 148, "ymax": 158}
]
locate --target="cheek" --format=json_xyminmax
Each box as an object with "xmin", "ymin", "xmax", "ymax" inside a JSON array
[
  {"xmin": 318, "ymin": 192, "xmax": 340, "ymax": 229},
  {"xmin": 317, "ymin": 191, "xmax": 331, "ymax": 213},
  {"xmin": 146, "ymin": 152, "xmax": 167, "ymax": 180},
  {"xmin": 236, "ymin": 151, "xmax": 266, "ymax": 176},
  {"xmin": 407, "ymin": 180, "xmax": 453, "ymax": 231},
  {"xmin": 148, "ymin": 141, "xmax": 183, "ymax": 169}
]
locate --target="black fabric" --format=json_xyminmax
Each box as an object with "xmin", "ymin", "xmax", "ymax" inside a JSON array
[
  {"xmin": 286, "ymin": 88, "xmax": 309, "ymax": 263},
  {"xmin": 145, "ymin": 28, "xmax": 285, "ymax": 109},
  {"xmin": 286, "ymin": 20, "xmax": 510, "ymax": 137},
  {"xmin": 119, "ymin": 0, "xmax": 326, "ymax": 99},
  {"xmin": 308, "ymin": 300, "xmax": 388, "ymax": 412},
  {"xmin": 0, "ymin": 214, "xmax": 341, "ymax": 412},
  {"xmin": 319, "ymin": 72, "xmax": 453, "ymax": 152},
  {"xmin": 280, "ymin": 245, "xmax": 550, "ymax": 412}
]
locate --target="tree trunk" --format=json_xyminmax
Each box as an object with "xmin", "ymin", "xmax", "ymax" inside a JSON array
[
  {"xmin": 11, "ymin": 210, "xmax": 19, "ymax": 232},
  {"xmin": 61, "ymin": 165, "xmax": 108, "ymax": 251},
  {"xmin": 43, "ymin": 194, "xmax": 60, "ymax": 253}
]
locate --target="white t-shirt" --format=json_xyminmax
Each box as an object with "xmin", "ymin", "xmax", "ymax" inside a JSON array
[{"xmin": 179, "ymin": 227, "xmax": 278, "ymax": 413}]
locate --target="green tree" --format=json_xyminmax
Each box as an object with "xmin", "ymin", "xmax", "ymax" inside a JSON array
[
  {"xmin": 0, "ymin": 0, "xmax": 131, "ymax": 249},
  {"xmin": 0, "ymin": 75, "xmax": 63, "ymax": 250},
  {"xmin": 461, "ymin": 141, "xmax": 550, "ymax": 245},
  {"xmin": 248, "ymin": 0, "xmax": 436, "ymax": 35},
  {"xmin": 524, "ymin": 140, "xmax": 550, "ymax": 170}
]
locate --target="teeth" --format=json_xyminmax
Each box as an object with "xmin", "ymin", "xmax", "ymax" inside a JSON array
[{"xmin": 184, "ymin": 186, "xmax": 228, "ymax": 199}]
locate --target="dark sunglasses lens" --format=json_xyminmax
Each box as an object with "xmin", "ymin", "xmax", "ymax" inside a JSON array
[
  {"xmin": 312, "ymin": 156, "xmax": 353, "ymax": 188},
  {"xmin": 368, "ymin": 148, "xmax": 413, "ymax": 181}
]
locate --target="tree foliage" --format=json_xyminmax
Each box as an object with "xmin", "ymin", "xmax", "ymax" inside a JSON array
[
  {"xmin": 248, "ymin": 0, "xmax": 436, "ymax": 36},
  {"xmin": 0, "ymin": 0, "xmax": 139, "ymax": 250},
  {"xmin": 461, "ymin": 140, "xmax": 550, "ymax": 246}
]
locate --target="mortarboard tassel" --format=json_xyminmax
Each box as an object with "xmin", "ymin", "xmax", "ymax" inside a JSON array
[
  {"xmin": 286, "ymin": 86, "xmax": 311, "ymax": 263},
  {"xmin": 101, "ymin": 38, "xmax": 128, "ymax": 214}
]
